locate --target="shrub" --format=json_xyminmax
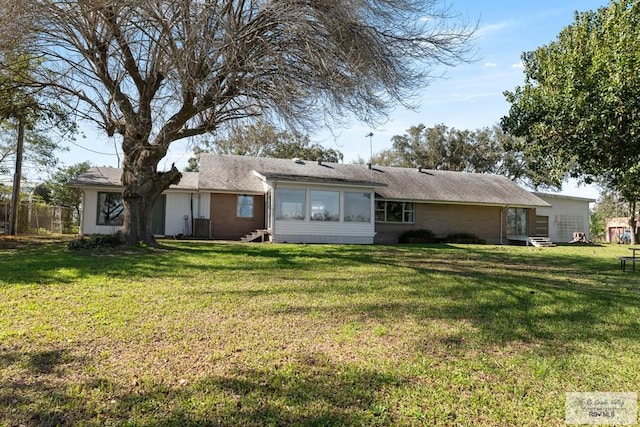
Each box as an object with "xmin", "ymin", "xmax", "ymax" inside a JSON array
[
  {"xmin": 444, "ymin": 232, "xmax": 486, "ymax": 244},
  {"xmin": 67, "ymin": 233, "xmax": 123, "ymax": 250},
  {"xmin": 398, "ymin": 229, "xmax": 438, "ymax": 244}
]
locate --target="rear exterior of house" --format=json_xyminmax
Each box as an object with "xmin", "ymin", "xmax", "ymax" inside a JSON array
[
  {"xmin": 198, "ymin": 155, "xmax": 382, "ymax": 243},
  {"xmin": 533, "ymin": 193, "xmax": 595, "ymax": 243},
  {"xmin": 71, "ymin": 167, "xmax": 206, "ymax": 238},
  {"xmin": 375, "ymin": 204, "xmax": 503, "ymax": 244},
  {"xmin": 72, "ymin": 154, "xmax": 555, "ymax": 244}
]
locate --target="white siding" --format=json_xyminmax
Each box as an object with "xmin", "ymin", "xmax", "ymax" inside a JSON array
[
  {"xmin": 164, "ymin": 192, "xmax": 192, "ymax": 236},
  {"xmin": 80, "ymin": 188, "xmax": 123, "ymax": 235},
  {"xmin": 80, "ymin": 188, "xmax": 204, "ymax": 237},
  {"xmin": 198, "ymin": 193, "xmax": 211, "ymax": 219},
  {"xmin": 273, "ymin": 220, "xmax": 375, "ymax": 244},
  {"xmin": 535, "ymin": 194, "xmax": 593, "ymax": 242}
]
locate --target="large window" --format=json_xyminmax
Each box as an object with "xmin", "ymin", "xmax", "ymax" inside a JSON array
[
  {"xmin": 237, "ymin": 195, "xmax": 254, "ymax": 218},
  {"xmin": 310, "ymin": 190, "xmax": 339, "ymax": 221},
  {"xmin": 344, "ymin": 192, "xmax": 371, "ymax": 223},
  {"xmin": 97, "ymin": 192, "xmax": 124, "ymax": 226},
  {"xmin": 375, "ymin": 201, "xmax": 414, "ymax": 223},
  {"xmin": 507, "ymin": 207, "xmax": 528, "ymax": 235},
  {"xmin": 275, "ymin": 188, "xmax": 306, "ymax": 220}
]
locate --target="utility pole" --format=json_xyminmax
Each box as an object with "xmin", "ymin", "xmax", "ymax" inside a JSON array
[{"xmin": 8, "ymin": 115, "xmax": 25, "ymax": 235}]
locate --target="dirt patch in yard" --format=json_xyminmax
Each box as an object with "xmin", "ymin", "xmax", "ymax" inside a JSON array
[{"xmin": 0, "ymin": 235, "xmax": 75, "ymax": 250}]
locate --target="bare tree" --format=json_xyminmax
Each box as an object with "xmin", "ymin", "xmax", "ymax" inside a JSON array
[{"xmin": 5, "ymin": 0, "xmax": 475, "ymax": 245}]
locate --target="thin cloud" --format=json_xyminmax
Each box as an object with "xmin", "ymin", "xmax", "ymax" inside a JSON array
[
  {"xmin": 476, "ymin": 20, "xmax": 514, "ymax": 38},
  {"xmin": 484, "ymin": 62, "xmax": 497, "ymax": 67},
  {"xmin": 511, "ymin": 62, "xmax": 525, "ymax": 69}
]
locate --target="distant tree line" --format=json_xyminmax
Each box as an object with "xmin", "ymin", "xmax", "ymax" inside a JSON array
[{"xmin": 189, "ymin": 121, "xmax": 559, "ymax": 192}]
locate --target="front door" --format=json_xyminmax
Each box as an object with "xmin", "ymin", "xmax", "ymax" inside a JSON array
[{"xmin": 151, "ymin": 194, "xmax": 166, "ymax": 236}]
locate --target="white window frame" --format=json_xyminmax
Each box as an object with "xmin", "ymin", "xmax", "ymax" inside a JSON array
[
  {"xmin": 310, "ymin": 190, "xmax": 340, "ymax": 222},
  {"xmin": 237, "ymin": 195, "xmax": 254, "ymax": 218},
  {"xmin": 375, "ymin": 200, "xmax": 415, "ymax": 224},
  {"xmin": 344, "ymin": 192, "xmax": 372, "ymax": 223}
]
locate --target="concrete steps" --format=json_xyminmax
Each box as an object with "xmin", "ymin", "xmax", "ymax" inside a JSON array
[
  {"xmin": 528, "ymin": 236, "xmax": 556, "ymax": 247},
  {"xmin": 241, "ymin": 229, "xmax": 270, "ymax": 243}
]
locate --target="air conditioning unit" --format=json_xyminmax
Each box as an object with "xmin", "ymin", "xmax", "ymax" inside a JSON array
[{"xmin": 193, "ymin": 218, "xmax": 211, "ymax": 238}]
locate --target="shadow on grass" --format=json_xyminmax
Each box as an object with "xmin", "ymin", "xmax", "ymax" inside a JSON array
[
  {"xmin": 0, "ymin": 347, "xmax": 77, "ymax": 426},
  {"xmin": 2, "ymin": 241, "xmax": 639, "ymax": 356},
  {"xmin": 2, "ymin": 241, "xmax": 639, "ymax": 425},
  {"xmin": 252, "ymin": 245, "xmax": 640, "ymax": 355},
  {"xmin": 0, "ymin": 240, "xmax": 380, "ymax": 286},
  {"xmin": 1, "ymin": 347, "xmax": 400, "ymax": 426}
]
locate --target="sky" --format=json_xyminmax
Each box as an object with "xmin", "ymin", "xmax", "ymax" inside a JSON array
[{"xmin": 54, "ymin": 0, "xmax": 609, "ymax": 199}]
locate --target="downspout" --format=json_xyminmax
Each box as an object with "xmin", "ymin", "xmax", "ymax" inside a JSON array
[
  {"xmin": 189, "ymin": 193, "xmax": 194, "ymax": 237},
  {"xmin": 500, "ymin": 206, "xmax": 508, "ymax": 245},
  {"xmin": 270, "ymin": 181, "xmax": 276, "ymax": 241}
]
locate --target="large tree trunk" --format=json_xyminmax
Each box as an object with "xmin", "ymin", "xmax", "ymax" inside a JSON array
[{"xmin": 120, "ymin": 137, "xmax": 181, "ymax": 246}]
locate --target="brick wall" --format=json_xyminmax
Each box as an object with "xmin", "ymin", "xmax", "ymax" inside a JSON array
[
  {"xmin": 375, "ymin": 203, "xmax": 506, "ymax": 244},
  {"xmin": 209, "ymin": 193, "xmax": 265, "ymax": 240}
]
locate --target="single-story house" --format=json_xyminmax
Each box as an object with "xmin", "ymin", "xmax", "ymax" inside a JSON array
[
  {"xmin": 72, "ymin": 153, "xmax": 560, "ymax": 245},
  {"xmin": 533, "ymin": 193, "xmax": 595, "ymax": 243}
]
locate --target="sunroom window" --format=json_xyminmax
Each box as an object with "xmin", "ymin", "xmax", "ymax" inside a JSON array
[
  {"xmin": 310, "ymin": 190, "xmax": 339, "ymax": 221},
  {"xmin": 507, "ymin": 207, "xmax": 528, "ymax": 235},
  {"xmin": 275, "ymin": 188, "xmax": 306, "ymax": 220},
  {"xmin": 344, "ymin": 192, "xmax": 371, "ymax": 223}
]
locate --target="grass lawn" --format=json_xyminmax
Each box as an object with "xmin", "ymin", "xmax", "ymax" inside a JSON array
[{"xmin": 1, "ymin": 237, "xmax": 639, "ymax": 426}]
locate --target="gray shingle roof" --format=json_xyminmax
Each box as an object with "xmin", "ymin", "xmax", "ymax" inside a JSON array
[
  {"xmin": 199, "ymin": 154, "xmax": 549, "ymax": 207},
  {"xmin": 69, "ymin": 167, "xmax": 199, "ymax": 190},
  {"xmin": 198, "ymin": 154, "xmax": 386, "ymax": 192},
  {"xmin": 70, "ymin": 156, "xmax": 549, "ymax": 208}
]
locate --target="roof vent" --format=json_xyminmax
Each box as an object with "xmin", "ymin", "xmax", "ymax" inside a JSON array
[
  {"xmin": 417, "ymin": 165, "xmax": 423, "ymax": 172},
  {"xmin": 317, "ymin": 159, "xmax": 322, "ymax": 165},
  {"xmin": 292, "ymin": 158, "xmax": 304, "ymax": 164},
  {"xmin": 367, "ymin": 162, "xmax": 372, "ymax": 169}
]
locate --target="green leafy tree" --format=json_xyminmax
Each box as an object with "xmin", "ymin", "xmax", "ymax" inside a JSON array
[
  {"xmin": 44, "ymin": 162, "xmax": 91, "ymax": 233},
  {"xmin": 6, "ymin": 0, "xmax": 475, "ymax": 245},
  {"xmin": 1, "ymin": 52, "xmax": 72, "ymax": 234},
  {"xmin": 502, "ymin": 1, "xmax": 640, "ymax": 243},
  {"xmin": 591, "ymin": 188, "xmax": 638, "ymax": 243},
  {"xmin": 374, "ymin": 124, "xmax": 556, "ymax": 189},
  {"xmin": 593, "ymin": 189, "xmax": 632, "ymax": 220},
  {"xmin": 590, "ymin": 211, "xmax": 606, "ymax": 242},
  {"xmin": 0, "ymin": 122, "xmax": 63, "ymax": 175}
]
